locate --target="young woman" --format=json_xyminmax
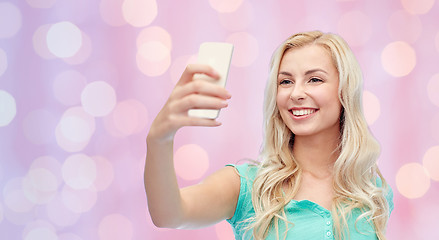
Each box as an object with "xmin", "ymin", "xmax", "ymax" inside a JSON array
[{"xmin": 144, "ymin": 31, "xmax": 393, "ymax": 240}]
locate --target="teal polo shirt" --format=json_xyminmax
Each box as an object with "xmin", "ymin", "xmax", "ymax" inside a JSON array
[{"xmin": 226, "ymin": 164, "xmax": 394, "ymax": 240}]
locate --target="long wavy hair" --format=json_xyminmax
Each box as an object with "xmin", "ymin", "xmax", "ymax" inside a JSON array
[{"xmin": 248, "ymin": 31, "xmax": 390, "ymax": 240}]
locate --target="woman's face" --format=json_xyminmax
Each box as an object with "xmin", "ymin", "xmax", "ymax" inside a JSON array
[{"xmin": 276, "ymin": 44, "xmax": 342, "ymax": 139}]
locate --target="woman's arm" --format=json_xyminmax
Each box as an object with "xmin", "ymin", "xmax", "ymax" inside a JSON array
[{"xmin": 144, "ymin": 64, "xmax": 240, "ymax": 229}]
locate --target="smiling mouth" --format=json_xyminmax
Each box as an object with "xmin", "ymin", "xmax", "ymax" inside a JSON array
[{"xmin": 290, "ymin": 109, "xmax": 317, "ymax": 117}]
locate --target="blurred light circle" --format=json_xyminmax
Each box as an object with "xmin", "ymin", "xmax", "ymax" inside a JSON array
[
  {"xmin": 215, "ymin": 220, "xmax": 235, "ymax": 240},
  {"xmin": 337, "ymin": 11, "xmax": 372, "ymax": 46},
  {"xmin": 387, "ymin": 10, "xmax": 422, "ymax": 43},
  {"xmin": 92, "ymin": 156, "xmax": 114, "ymax": 191},
  {"xmin": 53, "ymin": 70, "xmax": 87, "ymax": 106},
  {"xmin": 3, "ymin": 178, "xmax": 35, "ymax": 213},
  {"xmin": 209, "ymin": 0, "xmax": 244, "ymax": 13},
  {"xmin": 0, "ymin": 48, "xmax": 7, "ymax": 76},
  {"xmin": 362, "ymin": 90, "xmax": 381, "ymax": 125},
  {"xmin": 401, "ymin": 0, "xmax": 435, "ymax": 15},
  {"xmin": 33, "ymin": 24, "xmax": 56, "ymax": 59},
  {"xmin": 24, "ymin": 227, "xmax": 57, "ymax": 240},
  {"xmin": 22, "ymin": 109, "xmax": 57, "ymax": 145},
  {"xmin": 136, "ymin": 26, "xmax": 172, "ymax": 50},
  {"xmin": 30, "ymin": 156, "xmax": 62, "ymax": 187},
  {"xmin": 55, "ymin": 107, "xmax": 95, "ymax": 152},
  {"xmin": 62, "ymin": 32, "xmax": 92, "ymax": 65},
  {"xmin": 422, "ymin": 146, "xmax": 439, "ymax": 181},
  {"xmin": 396, "ymin": 162, "xmax": 430, "ymax": 199},
  {"xmin": 0, "ymin": 90, "xmax": 16, "ymax": 127},
  {"xmin": 174, "ymin": 144, "xmax": 209, "ymax": 181},
  {"xmin": 61, "ymin": 185, "xmax": 97, "ymax": 213},
  {"xmin": 62, "ymin": 153, "xmax": 97, "ymax": 190},
  {"xmin": 381, "ymin": 41, "xmax": 416, "ymax": 77},
  {"xmin": 46, "ymin": 21, "xmax": 83, "ymax": 58},
  {"xmin": 46, "ymin": 193, "xmax": 81, "ymax": 227},
  {"xmin": 22, "ymin": 168, "xmax": 59, "ymax": 204},
  {"xmin": 26, "ymin": 0, "xmax": 57, "ymax": 8},
  {"xmin": 136, "ymin": 52, "xmax": 171, "ymax": 76},
  {"xmin": 218, "ymin": 1, "xmax": 254, "ymax": 31},
  {"xmin": 138, "ymin": 41, "xmax": 169, "ymax": 61},
  {"xmin": 122, "ymin": 0, "xmax": 157, "ymax": 27},
  {"xmin": 98, "ymin": 214, "xmax": 134, "ymax": 240},
  {"xmin": 427, "ymin": 74, "xmax": 439, "ymax": 107},
  {"xmin": 0, "ymin": 2, "xmax": 22, "ymax": 38},
  {"xmin": 105, "ymin": 99, "xmax": 148, "ymax": 137},
  {"xmin": 81, "ymin": 81, "xmax": 117, "ymax": 117},
  {"xmin": 226, "ymin": 32, "xmax": 259, "ymax": 67},
  {"xmin": 99, "ymin": 0, "xmax": 126, "ymax": 27}
]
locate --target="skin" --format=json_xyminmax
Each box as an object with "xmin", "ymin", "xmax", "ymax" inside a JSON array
[
  {"xmin": 276, "ymin": 44, "xmax": 342, "ymax": 209},
  {"xmin": 145, "ymin": 44, "xmax": 343, "ymax": 229}
]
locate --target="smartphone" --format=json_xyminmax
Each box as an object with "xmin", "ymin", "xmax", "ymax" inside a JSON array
[{"xmin": 188, "ymin": 42, "xmax": 234, "ymax": 119}]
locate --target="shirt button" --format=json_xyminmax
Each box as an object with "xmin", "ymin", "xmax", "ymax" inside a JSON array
[
  {"xmin": 326, "ymin": 231, "xmax": 332, "ymax": 237},
  {"xmin": 326, "ymin": 220, "xmax": 331, "ymax": 226}
]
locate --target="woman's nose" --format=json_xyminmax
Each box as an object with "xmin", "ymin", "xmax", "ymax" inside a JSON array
[{"xmin": 290, "ymin": 83, "xmax": 306, "ymax": 101}]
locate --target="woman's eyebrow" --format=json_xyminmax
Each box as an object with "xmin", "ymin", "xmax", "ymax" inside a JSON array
[
  {"xmin": 278, "ymin": 71, "xmax": 293, "ymax": 77},
  {"xmin": 305, "ymin": 68, "xmax": 328, "ymax": 75}
]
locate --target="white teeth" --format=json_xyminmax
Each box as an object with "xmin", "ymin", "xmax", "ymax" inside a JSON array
[{"xmin": 291, "ymin": 109, "xmax": 315, "ymax": 116}]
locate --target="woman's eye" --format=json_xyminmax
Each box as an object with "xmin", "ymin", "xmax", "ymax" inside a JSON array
[
  {"xmin": 279, "ymin": 79, "xmax": 293, "ymax": 85},
  {"xmin": 309, "ymin": 77, "xmax": 323, "ymax": 83}
]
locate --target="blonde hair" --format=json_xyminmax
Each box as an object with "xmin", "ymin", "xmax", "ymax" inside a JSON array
[{"xmin": 248, "ymin": 31, "xmax": 390, "ymax": 239}]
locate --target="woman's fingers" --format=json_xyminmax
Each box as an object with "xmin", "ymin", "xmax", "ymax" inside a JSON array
[
  {"xmin": 172, "ymin": 80, "xmax": 231, "ymax": 101},
  {"xmin": 170, "ymin": 94, "xmax": 228, "ymax": 114},
  {"xmin": 178, "ymin": 64, "xmax": 220, "ymax": 86}
]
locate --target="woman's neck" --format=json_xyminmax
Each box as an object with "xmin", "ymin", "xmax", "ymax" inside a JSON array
[{"xmin": 292, "ymin": 133, "xmax": 341, "ymax": 178}]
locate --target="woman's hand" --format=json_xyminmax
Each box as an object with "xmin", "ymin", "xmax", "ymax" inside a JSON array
[{"xmin": 147, "ymin": 64, "xmax": 232, "ymax": 143}]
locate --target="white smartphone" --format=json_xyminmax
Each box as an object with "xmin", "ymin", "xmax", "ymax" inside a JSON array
[{"xmin": 188, "ymin": 42, "xmax": 234, "ymax": 119}]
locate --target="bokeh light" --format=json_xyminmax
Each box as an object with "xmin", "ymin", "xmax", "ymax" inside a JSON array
[
  {"xmin": 0, "ymin": 2, "xmax": 22, "ymax": 39},
  {"xmin": 401, "ymin": 0, "xmax": 435, "ymax": 15},
  {"xmin": 362, "ymin": 90, "xmax": 381, "ymax": 126},
  {"xmin": 46, "ymin": 21, "xmax": 83, "ymax": 58},
  {"xmin": 3, "ymin": 178, "xmax": 35, "ymax": 213},
  {"xmin": 337, "ymin": 11, "xmax": 372, "ymax": 46},
  {"xmin": 136, "ymin": 26, "xmax": 172, "ymax": 50},
  {"xmin": 58, "ymin": 233, "xmax": 82, "ymax": 240},
  {"xmin": 33, "ymin": 24, "xmax": 56, "ymax": 59},
  {"xmin": 22, "ymin": 168, "xmax": 59, "ymax": 204},
  {"xmin": 55, "ymin": 107, "xmax": 96, "ymax": 152},
  {"xmin": 26, "ymin": 0, "xmax": 57, "ymax": 8},
  {"xmin": 104, "ymin": 99, "xmax": 148, "ymax": 137},
  {"xmin": 122, "ymin": 0, "xmax": 157, "ymax": 27},
  {"xmin": 81, "ymin": 81, "xmax": 117, "ymax": 117},
  {"xmin": 46, "ymin": 194, "xmax": 81, "ymax": 227},
  {"xmin": 22, "ymin": 109, "xmax": 57, "ymax": 145},
  {"xmin": 422, "ymin": 146, "xmax": 439, "ymax": 181},
  {"xmin": 62, "ymin": 154, "xmax": 97, "ymax": 190},
  {"xmin": 0, "ymin": 90, "xmax": 16, "ymax": 127},
  {"xmin": 92, "ymin": 156, "xmax": 114, "ymax": 191},
  {"xmin": 99, "ymin": 0, "xmax": 126, "ymax": 27},
  {"xmin": 226, "ymin": 32, "xmax": 259, "ymax": 67},
  {"xmin": 61, "ymin": 185, "xmax": 97, "ymax": 213},
  {"xmin": 0, "ymin": 48, "xmax": 7, "ymax": 76},
  {"xmin": 98, "ymin": 214, "xmax": 134, "ymax": 240},
  {"xmin": 381, "ymin": 41, "xmax": 416, "ymax": 77},
  {"xmin": 53, "ymin": 70, "xmax": 87, "ymax": 106},
  {"xmin": 62, "ymin": 32, "xmax": 92, "ymax": 65},
  {"xmin": 209, "ymin": 0, "xmax": 244, "ymax": 13},
  {"xmin": 387, "ymin": 10, "xmax": 422, "ymax": 43},
  {"xmin": 218, "ymin": 1, "xmax": 254, "ymax": 31},
  {"xmin": 174, "ymin": 144, "xmax": 209, "ymax": 181},
  {"xmin": 395, "ymin": 162, "xmax": 430, "ymax": 199},
  {"xmin": 427, "ymin": 73, "xmax": 439, "ymax": 107},
  {"xmin": 23, "ymin": 221, "xmax": 57, "ymax": 240}
]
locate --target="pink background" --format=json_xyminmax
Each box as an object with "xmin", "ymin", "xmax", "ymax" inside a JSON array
[{"xmin": 0, "ymin": 0, "xmax": 438, "ymax": 239}]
